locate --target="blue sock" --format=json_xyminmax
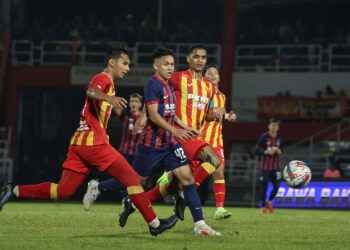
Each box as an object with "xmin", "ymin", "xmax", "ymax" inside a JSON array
[
  {"xmin": 97, "ymin": 179, "xmax": 126, "ymax": 193},
  {"xmin": 183, "ymin": 183, "xmax": 204, "ymax": 222}
]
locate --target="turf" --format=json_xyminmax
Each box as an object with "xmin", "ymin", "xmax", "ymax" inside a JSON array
[{"xmin": 0, "ymin": 202, "xmax": 349, "ymax": 250}]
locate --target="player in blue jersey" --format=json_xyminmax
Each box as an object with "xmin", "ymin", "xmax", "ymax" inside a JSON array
[
  {"xmin": 254, "ymin": 118, "xmax": 284, "ymax": 214},
  {"xmin": 120, "ymin": 46, "xmax": 221, "ymax": 236},
  {"xmin": 83, "ymin": 93, "xmax": 143, "ymax": 210}
]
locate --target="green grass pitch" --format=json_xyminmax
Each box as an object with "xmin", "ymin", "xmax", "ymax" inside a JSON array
[{"xmin": 0, "ymin": 202, "xmax": 349, "ymax": 249}]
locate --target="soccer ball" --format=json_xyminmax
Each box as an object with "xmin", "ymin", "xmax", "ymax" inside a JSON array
[{"xmin": 283, "ymin": 160, "xmax": 312, "ymax": 189}]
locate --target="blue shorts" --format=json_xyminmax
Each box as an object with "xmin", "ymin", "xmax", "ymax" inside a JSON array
[
  {"xmin": 121, "ymin": 153, "xmax": 135, "ymax": 165},
  {"xmin": 133, "ymin": 144, "xmax": 188, "ymax": 177}
]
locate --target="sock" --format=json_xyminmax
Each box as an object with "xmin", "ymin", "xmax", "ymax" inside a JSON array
[
  {"xmin": 148, "ymin": 218, "xmax": 160, "ymax": 228},
  {"xmin": 194, "ymin": 220, "xmax": 205, "ymax": 229},
  {"xmin": 145, "ymin": 184, "xmax": 167, "ymax": 202},
  {"xmin": 193, "ymin": 162, "xmax": 216, "ymax": 188},
  {"xmin": 183, "ymin": 184, "xmax": 203, "ymax": 222},
  {"xmin": 97, "ymin": 179, "xmax": 125, "ymax": 193},
  {"xmin": 127, "ymin": 186, "xmax": 157, "ymax": 223},
  {"xmin": 214, "ymin": 179, "xmax": 226, "ymax": 208},
  {"xmin": 18, "ymin": 182, "xmax": 57, "ymax": 199}
]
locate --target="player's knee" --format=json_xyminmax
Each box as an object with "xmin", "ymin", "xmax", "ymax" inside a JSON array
[
  {"xmin": 213, "ymin": 167, "xmax": 224, "ymax": 179},
  {"xmin": 179, "ymin": 175, "xmax": 195, "ymax": 186}
]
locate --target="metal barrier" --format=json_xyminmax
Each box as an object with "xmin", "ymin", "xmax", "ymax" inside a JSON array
[
  {"xmin": 10, "ymin": 40, "xmax": 221, "ymax": 67},
  {"xmin": 235, "ymin": 44, "xmax": 323, "ymax": 72}
]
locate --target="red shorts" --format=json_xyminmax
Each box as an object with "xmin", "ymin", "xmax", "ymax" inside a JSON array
[
  {"xmin": 179, "ymin": 135, "xmax": 208, "ymax": 161},
  {"xmin": 62, "ymin": 144, "xmax": 122, "ymax": 174}
]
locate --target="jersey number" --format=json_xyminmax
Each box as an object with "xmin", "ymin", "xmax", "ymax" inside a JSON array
[{"xmin": 174, "ymin": 148, "xmax": 187, "ymax": 160}]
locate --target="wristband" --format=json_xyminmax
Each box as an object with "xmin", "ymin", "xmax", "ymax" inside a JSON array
[{"xmin": 224, "ymin": 113, "xmax": 229, "ymax": 119}]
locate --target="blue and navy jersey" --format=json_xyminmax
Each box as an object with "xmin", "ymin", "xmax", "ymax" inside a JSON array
[
  {"xmin": 254, "ymin": 132, "xmax": 284, "ymax": 171},
  {"xmin": 118, "ymin": 109, "xmax": 141, "ymax": 156},
  {"xmin": 139, "ymin": 74, "xmax": 177, "ymax": 148}
]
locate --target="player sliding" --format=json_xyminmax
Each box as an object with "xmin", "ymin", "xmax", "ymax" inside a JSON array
[
  {"xmin": 120, "ymin": 46, "xmax": 221, "ymax": 236},
  {"xmin": 0, "ymin": 47, "xmax": 177, "ymax": 236}
]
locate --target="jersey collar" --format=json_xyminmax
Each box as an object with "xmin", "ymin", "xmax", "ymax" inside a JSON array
[{"xmin": 153, "ymin": 74, "xmax": 168, "ymax": 85}]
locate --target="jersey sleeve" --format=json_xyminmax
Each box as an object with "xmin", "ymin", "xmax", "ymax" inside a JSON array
[
  {"xmin": 254, "ymin": 134, "xmax": 266, "ymax": 156},
  {"xmin": 86, "ymin": 74, "xmax": 110, "ymax": 93},
  {"xmin": 144, "ymin": 79, "xmax": 159, "ymax": 105},
  {"xmin": 169, "ymin": 72, "xmax": 180, "ymax": 90}
]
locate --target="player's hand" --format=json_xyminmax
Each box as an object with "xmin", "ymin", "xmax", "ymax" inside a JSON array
[
  {"xmin": 108, "ymin": 96, "xmax": 128, "ymax": 109},
  {"xmin": 173, "ymin": 129, "xmax": 194, "ymax": 141},
  {"xmin": 226, "ymin": 111, "xmax": 237, "ymax": 122},
  {"xmin": 264, "ymin": 147, "xmax": 274, "ymax": 155},
  {"xmin": 272, "ymin": 147, "xmax": 282, "ymax": 155},
  {"xmin": 133, "ymin": 116, "xmax": 147, "ymax": 134},
  {"xmin": 186, "ymin": 127, "xmax": 202, "ymax": 137}
]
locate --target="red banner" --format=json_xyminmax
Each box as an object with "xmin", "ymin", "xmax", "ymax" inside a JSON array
[{"xmin": 257, "ymin": 96, "xmax": 348, "ymax": 120}]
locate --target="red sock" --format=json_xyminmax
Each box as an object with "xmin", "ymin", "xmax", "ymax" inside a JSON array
[
  {"xmin": 129, "ymin": 192, "xmax": 157, "ymax": 223},
  {"xmin": 18, "ymin": 182, "xmax": 53, "ymax": 199},
  {"xmin": 146, "ymin": 186, "xmax": 162, "ymax": 202},
  {"xmin": 193, "ymin": 162, "xmax": 216, "ymax": 188},
  {"xmin": 214, "ymin": 180, "xmax": 226, "ymax": 208},
  {"xmin": 106, "ymin": 159, "xmax": 157, "ymax": 223}
]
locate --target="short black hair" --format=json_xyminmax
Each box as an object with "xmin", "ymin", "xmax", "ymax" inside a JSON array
[
  {"xmin": 203, "ymin": 64, "xmax": 218, "ymax": 76},
  {"xmin": 269, "ymin": 118, "xmax": 281, "ymax": 124},
  {"xmin": 104, "ymin": 46, "xmax": 130, "ymax": 67},
  {"xmin": 129, "ymin": 93, "xmax": 143, "ymax": 102},
  {"xmin": 188, "ymin": 43, "xmax": 207, "ymax": 55},
  {"xmin": 152, "ymin": 46, "xmax": 174, "ymax": 61}
]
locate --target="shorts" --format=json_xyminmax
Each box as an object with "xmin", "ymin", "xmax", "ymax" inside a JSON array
[
  {"xmin": 179, "ymin": 135, "xmax": 208, "ymax": 161},
  {"xmin": 62, "ymin": 144, "xmax": 122, "ymax": 174},
  {"xmin": 260, "ymin": 170, "xmax": 282, "ymax": 183},
  {"xmin": 133, "ymin": 144, "xmax": 188, "ymax": 177}
]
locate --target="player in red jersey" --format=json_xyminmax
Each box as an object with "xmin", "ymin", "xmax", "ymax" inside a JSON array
[
  {"xmin": 0, "ymin": 47, "xmax": 177, "ymax": 236},
  {"xmin": 141, "ymin": 44, "xmax": 233, "ymax": 220},
  {"xmin": 82, "ymin": 93, "xmax": 143, "ymax": 210},
  {"xmin": 202, "ymin": 64, "xmax": 236, "ymax": 219}
]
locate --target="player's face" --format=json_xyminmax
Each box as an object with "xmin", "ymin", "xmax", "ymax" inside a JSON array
[
  {"xmin": 187, "ymin": 49, "xmax": 207, "ymax": 73},
  {"xmin": 153, "ymin": 55, "xmax": 175, "ymax": 81},
  {"xmin": 129, "ymin": 97, "xmax": 142, "ymax": 113},
  {"xmin": 268, "ymin": 122, "xmax": 280, "ymax": 134},
  {"xmin": 204, "ymin": 67, "xmax": 220, "ymax": 85},
  {"xmin": 112, "ymin": 53, "xmax": 131, "ymax": 79}
]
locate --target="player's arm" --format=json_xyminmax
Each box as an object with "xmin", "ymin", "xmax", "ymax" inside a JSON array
[
  {"xmin": 174, "ymin": 116, "xmax": 202, "ymax": 136},
  {"xmin": 133, "ymin": 105, "xmax": 147, "ymax": 133},
  {"xmin": 86, "ymin": 87, "xmax": 127, "ymax": 109},
  {"xmin": 254, "ymin": 135, "xmax": 272, "ymax": 156},
  {"xmin": 147, "ymin": 104, "xmax": 195, "ymax": 141}
]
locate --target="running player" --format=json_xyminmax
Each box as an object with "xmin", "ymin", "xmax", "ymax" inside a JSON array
[
  {"xmin": 201, "ymin": 64, "xmax": 236, "ymax": 219},
  {"xmin": 120, "ymin": 46, "xmax": 221, "ymax": 236},
  {"xmin": 254, "ymin": 118, "xmax": 283, "ymax": 214},
  {"xmin": 83, "ymin": 93, "xmax": 143, "ymax": 210},
  {"xmin": 0, "ymin": 47, "xmax": 177, "ymax": 236}
]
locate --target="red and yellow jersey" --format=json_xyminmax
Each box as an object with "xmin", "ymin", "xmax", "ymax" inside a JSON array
[
  {"xmin": 70, "ymin": 72, "xmax": 115, "ymax": 146},
  {"xmin": 201, "ymin": 89, "xmax": 226, "ymax": 148},
  {"xmin": 170, "ymin": 70, "xmax": 215, "ymax": 130}
]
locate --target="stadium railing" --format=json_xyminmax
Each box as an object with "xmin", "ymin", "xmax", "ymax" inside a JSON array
[
  {"xmin": 10, "ymin": 40, "xmax": 221, "ymax": 68},
  {"xmin": 235, "ymin": 44, "xmax": 350, "ymax": 72}
]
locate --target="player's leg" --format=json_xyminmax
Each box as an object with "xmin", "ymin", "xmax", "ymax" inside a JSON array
[
  {"xmin": 168, "ymin": 145, "xmax": 221, "ymax": 236},
  {"xmin": 106, "ymin": 158, "xmax": 177, "ymax": 235},
  {"xmin": 266, "ymin": 170, "xmax": 281, "ymax": 213},
  {"xmin": 83, "ymin": 153, "xmax": 134, "ymax": 210},
  {"xmin": 212, "ymin": 147, "xmax": 231, "ymax": 220},
  {"xmin": 13, "ymin": 169, "xmax": 84, "ymax": 200},
  {"xmin": 260, "ymin": 170, "xmax": 269, "ymax": 214}
]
